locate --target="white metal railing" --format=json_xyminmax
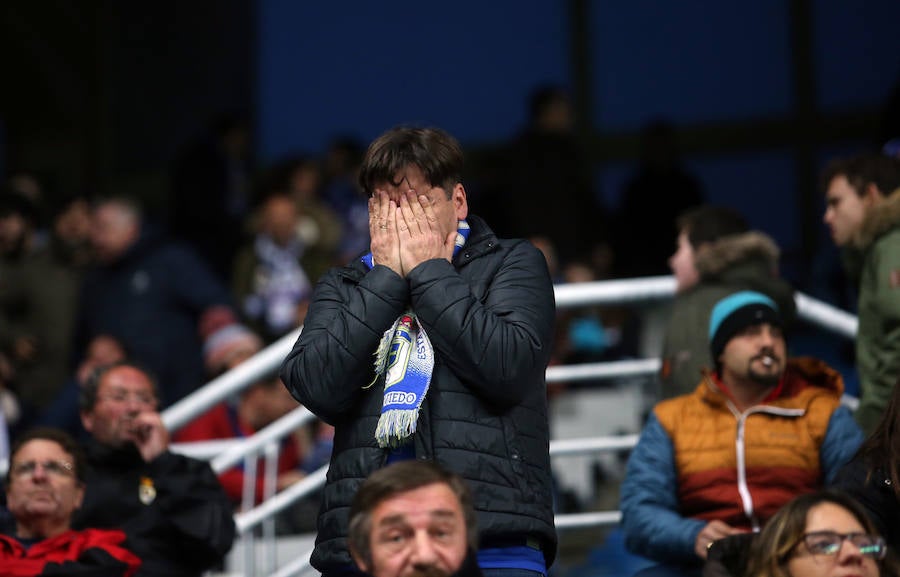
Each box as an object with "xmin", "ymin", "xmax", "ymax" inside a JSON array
[
  {"xmin": 157, "ymin": 276, "xmax": 859, "ymax": 577},
  {"xmin": 210, "ymin": 407, "xmax": 316, "ymax": 474},
  {"xmin": 162, "ymin": 276, "xmax": 857, "ymax": 433},
  {"xmin": 162, "ymin": 327, "xmax": 301, "ymax": 433}
]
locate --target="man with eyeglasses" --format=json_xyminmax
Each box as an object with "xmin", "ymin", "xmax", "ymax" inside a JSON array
[
  {"xmin": 72, "ymin": 361, "xmax": 235, "ymax": 577},
  {"xmin": 1, "ymin": 427, "xmax": 141, "ymax": 575}
]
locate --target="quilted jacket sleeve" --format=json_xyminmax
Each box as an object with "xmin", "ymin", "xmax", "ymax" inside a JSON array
[
  {"xmin": 407, "ymin": 241, "xmax": 555, "ymax": 408},
  {"xmin": 280, "ymin": 264, "xmax": 409, "ymax": 423}
]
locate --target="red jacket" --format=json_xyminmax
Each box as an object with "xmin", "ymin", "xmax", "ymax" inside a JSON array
[
  {"xmin": 173, "ymin": 402, "xmax": 301, "ymax": 503},
  {"xmin": 0, "ymin": 528, "xmax": 141, "ymax": 576}
]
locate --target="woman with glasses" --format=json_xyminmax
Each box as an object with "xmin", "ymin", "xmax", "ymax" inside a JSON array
[{"xmin": 745, "ymin": 490, "xmax": 893, "ymax": 577}]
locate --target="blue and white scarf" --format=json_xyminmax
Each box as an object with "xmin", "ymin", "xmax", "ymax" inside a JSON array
[{"xmin": 361, "ymin": 220, "xmax": 470, "ymax": 447}]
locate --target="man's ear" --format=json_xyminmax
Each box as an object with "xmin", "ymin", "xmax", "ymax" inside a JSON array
[
  {"xmin": 349, "ymin": 548, "xmax": 370, "ymax": 574},
  {"xmin": 80, "ymin": 412, "xmax": 94, "ymax": 433},
  {"xmin": 864, "ymin": 183, "xmax": 884, "ymax": 204},
  {"xmin": 453, "ymin": 183, "xmax": 468, "ymax": 221}
]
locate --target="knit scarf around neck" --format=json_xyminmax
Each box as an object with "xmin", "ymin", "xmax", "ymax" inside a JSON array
[{"xmin": 361, "ymin": 220, "xmax": 470, "ymax": 447}]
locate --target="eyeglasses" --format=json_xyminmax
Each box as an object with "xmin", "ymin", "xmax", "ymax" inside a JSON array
[
  {"xmin": 799, "ymin": 531, "xmax": 886, "ymax": 560},
  {"xmin": 98, "ymin": 389, "xmax": 156, "ymax": 407},
  {"xmin": 11, "ymin": 460, "xmax": 75, "ymax": 479}
]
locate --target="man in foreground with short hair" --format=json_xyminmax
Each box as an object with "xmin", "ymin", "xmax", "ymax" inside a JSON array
[
  {"xmin": 281, "ymin": 126, "xmax": 556, "ymax": 577},
  {"xmin": 74, "ymin": 361, "xmax": 235, "ymax": 577},
  {"xmin": 348, "ymin": 460, "xmax": 482, "ymax": 577},
  {"xmin": 620, "ymin": 291, "xmax": 863, "ymax": 577},
  {"xmin": 2, "ymin": 427, "xmax": 141, "ymax": 576}
]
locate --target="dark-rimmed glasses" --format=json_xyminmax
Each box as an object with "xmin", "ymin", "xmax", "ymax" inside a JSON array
[{"xmin": 797, "ymin": 531, "xmax": 886, "ymax": 560}]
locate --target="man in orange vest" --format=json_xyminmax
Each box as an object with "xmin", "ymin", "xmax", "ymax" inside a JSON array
[{"xmin": 620, "ymin": 290, "xmax": 863, "ymax": 577}]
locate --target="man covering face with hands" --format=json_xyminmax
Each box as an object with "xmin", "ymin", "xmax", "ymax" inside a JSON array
[{"xmin": 281, "ymin": 126, "xmax": 557, "ymax": 577}]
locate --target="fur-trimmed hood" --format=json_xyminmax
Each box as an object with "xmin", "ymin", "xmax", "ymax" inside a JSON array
[
  {"xmin": 694, "ymin": 231, "xmax": 780, "ymax": 279},
  {"xmin": 855, "ymin": 188, "xmax": 900, "ymax": 250}
]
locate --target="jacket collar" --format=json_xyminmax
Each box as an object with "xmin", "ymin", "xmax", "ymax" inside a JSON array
[
  {"xmin": 451, "ymin": 214, "xmax": 497, "ymax": 266},
  {"xmin": 855, "ymin": 188, "xmax": 900, "ymax": 250},
  {"xmin": 699, "ymin": 356, "xmax": 844, "ymax": 407},
  {"xmin": 85, "ymin": 439, "xmax": 145, "ymax": 468},
  {"xmin": 694, "ymin": 231, "xmax": 780, "ymax": 279}
]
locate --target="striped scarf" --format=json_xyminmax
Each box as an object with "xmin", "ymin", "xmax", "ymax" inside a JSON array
[{"xmin": 361, "ymin": 220, "xmax": 470, "ymax": 447}]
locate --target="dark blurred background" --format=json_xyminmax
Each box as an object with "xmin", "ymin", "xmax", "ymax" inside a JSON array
[{"xmin": 1, "ymin": 0, "xmax": 899, "ymax": 297}]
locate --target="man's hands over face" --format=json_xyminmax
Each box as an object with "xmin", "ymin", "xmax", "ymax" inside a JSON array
[{"xmin": 369, "ymin": 190, "xmax": 455, "ymax": 277}]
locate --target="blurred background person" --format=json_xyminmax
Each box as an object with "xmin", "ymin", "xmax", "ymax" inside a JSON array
[
  {"xmin": 321, "ymin": 136, "xmax": 370, "ymax": 263},
  {"xmin": 660, "ymin": 204, "xmax": 796, "ymax": 400},
  {"xmin": 169, "ymin": 111, "xmax": 255, "ymax": 284},
  {"xmin": 821, "ymin": 152, "xmax": 900, "ymax": 434},
  {"xmin": 0, "ymin": 192, "xmax": 93, "ymax": 434},
  {"xmin": 614, "ymin": 119, "xmax": 706, "ymax": 278},
  {"xmin": 173, "ymin": 324, "xmax": 305, "ymax": 506},
  {"xmin": 74, "ymin": 195, "xmax": 242, "ymax": 407},
  {"xmin": 485, "ymin": 84, "xmax": 611, "ymax": 272},
  {"xmin": 231, "ymin": 193, "xmax": 322, "ymax": 342},
  {"xmin": 75, "ymin": 361, "xmax": 235, "ymax": 577},
  {"xmin": 2, "ymin": 427, "xmax": 141, "ymax": 576},
  {"xmin": 258, "ymin": 155, "xmax": 342, "ymax": 275}
]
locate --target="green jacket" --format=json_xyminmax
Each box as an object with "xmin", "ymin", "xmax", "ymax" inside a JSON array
[
  {"xmin": 852, "ymin": 188, "xmax": 900, "ymax": 434},
  {"xmin": 0, "ymin": 241, "xmax": 84, "ymax": 409},
  {"xmin": 660, "ymin": 231, "xmax": 797, "ymax": 398}
]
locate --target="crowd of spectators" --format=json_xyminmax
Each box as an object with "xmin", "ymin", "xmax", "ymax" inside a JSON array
[{"xmin": 0, "ymin": 86, "xmax": 899, "ymax": 577}]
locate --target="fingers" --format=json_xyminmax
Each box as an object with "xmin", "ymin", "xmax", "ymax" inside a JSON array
[
  {"xmin": 694, "ymin": 520, "xmax": 738, "ymax": 559},
  {"xmin": 443, "ymin": 230, "xmax": 457, "ymax": 260},
  {"xmin": 368, "ymin": 191, "xmax": 391, "ymax": 234},
  {"xmin": 397, "ymin": 191, "xmax": 423, "ymax": 235},
  {"xmin": 369, "ymin": 192, "xmax": 399, "ymax": 244},
  {"xmin": 398, "ymin": 190, "xmax": 441, "ymax": 234},
  {"xmin": 418, "ymin": 193, "xmax": 440, "ymax": 225}
]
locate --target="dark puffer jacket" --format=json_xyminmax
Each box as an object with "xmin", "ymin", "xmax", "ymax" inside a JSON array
[
  {"xmin": 280, "ymin": 215, "xmax": 558, "ymax": 572},
  {"xmin": 833, "ymin": 454, "xmax": 900, "ymax": 550}
]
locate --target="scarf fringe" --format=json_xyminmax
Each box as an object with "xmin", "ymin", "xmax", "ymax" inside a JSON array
[
  {"xmin": 361, "ymin": 220, "xmax": 470, "ymax": 446},
  {"xmin": 375, "ymin": 408, "xmax": 420, "ymax": 448}
]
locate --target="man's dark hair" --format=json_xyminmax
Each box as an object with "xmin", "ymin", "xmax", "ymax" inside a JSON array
[
  {"xmin": 79, "ymin": 360, "xmax": 160, "ymax": 412},
  {"xmin": 820, "ymin": 153, "xmax": 900, "ymax": 198},
  {"xmin": 7, "ymin": 427, "xmax": 87, "ymax": 485},
  {"xmin": 347, "ymin": 460, "xmax": 478, "ymax": 568},
  {"xmin": 357, "ymin": 126, "xmax": 463, "ymax": 198},
  {"xmin": 676, "ymin": 205, "xmax": 749, "ymax": 248}
]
